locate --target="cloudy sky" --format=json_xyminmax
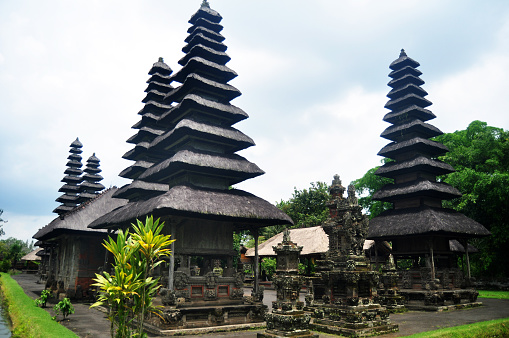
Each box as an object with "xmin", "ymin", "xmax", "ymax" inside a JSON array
[{"xmin": 1, "ymin": 0, "xmax": 509, "ymax": 243}]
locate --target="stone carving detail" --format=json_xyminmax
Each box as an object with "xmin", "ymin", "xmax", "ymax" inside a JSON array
[
  {"xmin": 205, "ymin": 272, "xmax": 218, "ymax": 289},
  {"xmin": 160, "ymin": 288, "xmax": 177, "ymax": 306},
  {"xmin": 234, "ymin": 272, "xmax": 244, "ymax": 288},
  {"xmin": 173, "ymin": 271, "xmax": 189, "ymax": 290},
  {"xmin": 205, "ymin": 288, "xmax": 217, "ymax": 300},
  {"xmin": 305, "ymin": 175, "xmax": 398, "ymax": 336},
  {"xmin": 401, "ymin": 271, "xmax": 412, "ymax": 289}
]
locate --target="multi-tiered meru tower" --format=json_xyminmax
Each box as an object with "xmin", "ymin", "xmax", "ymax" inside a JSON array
[
  {"xmin": 90, "ymin": 1, "xmax": 291, "ymax": 330},
  {"xmin": 368, "ymin": 50, "xmax": 490, "ymax": 310},
  {"xmin": 53, "ymin": 138, "xmax": 84, "ymax": 215}
]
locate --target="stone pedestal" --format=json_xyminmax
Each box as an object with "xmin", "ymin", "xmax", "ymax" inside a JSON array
[{"xmin": 258, "ymin": 229, "xmax": 317, "ymax": 338}]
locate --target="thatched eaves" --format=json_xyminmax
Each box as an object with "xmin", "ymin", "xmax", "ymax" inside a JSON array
[
  {"xmin": 378, "ymin": 137, "xmax": 448, "ymax": 159},
  {"xmin": 165, "ymin": 73, "xmax": 241, "ymax": 103},
  {"xmin": 381, "ymin": 119, "xmax": 442, "ymax": 141},
  {"xmin": 89, "ymin": 185, "xmax": 293, "ymax": 230},
  {"xmin": 112, "ymin": 180, "xmax": 168, "ymax": 201},
  {"xmin": 375, "ymin": 155, "xmax": 455, "ymax": 178},
  {"xmin": 367, "ymin": 206, "xmax": 491, "ymax": 240},
  {"xmin": 20, "ymin": 248, "xmax": 43, "ymax": 262},
  {"xmin": 150, "ymin": 118, "xmax": 255, "ymax": 154},
  {"xmin": 171, "ymin": 56, "xmax": 237, "ymax": 84},
  {"xmin": 35, "ymin": 188, "xmax": 128, "ymax": 241},
  {"xmin": 178, "ymin": 44, "xmax": 230, "ymax": 67},
  {"xmin": 245, "ymin": 226, "xmax": 328, "ymax": 257},
  {"xmin": 373, "ymin": 179, "xmax": 461, "ymax": 201},
  {"xmin": 138, "ymin": 149, "xmax": 264, "ymax": 185},
  {"xmin": 158, "ymin": 94, "xmax": 248, "ymax": 126},
  {"xmin": 383, "ymin": 105, "xmax": 436, "ymax": 124}
]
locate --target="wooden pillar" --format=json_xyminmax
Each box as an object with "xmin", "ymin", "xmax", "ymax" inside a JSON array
[
  {"xmin": 103, "ymin": 229, "xmax": 112, "ymax": 271},
  {"xmin": 374, "ymin": 240, "xmax": 379, "ymax": 271},
  {"xmin": 462, "ymin": 239, "xmax": 471, "ymax": 279},
  {"xmin": 168, "ymin": 222, "xmax": 175, "ymax": 290},
  {"xmin": 253, "ymin": 228, "xmax": 260, "ymax": 295},
  {"xmin": 429, "ymin": 238, "xmax": 435, "ymax": 280}
]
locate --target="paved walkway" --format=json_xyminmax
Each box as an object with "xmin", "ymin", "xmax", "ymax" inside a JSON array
[{"xmin": 12, "ymin": 273, "xmax": 509, "ymax": 337}]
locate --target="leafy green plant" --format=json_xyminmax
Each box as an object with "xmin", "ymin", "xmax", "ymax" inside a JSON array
[
  {"xmin": 35, "ymin": 289, "xmax": 51, "ymax": 308},
  {"xmin": 260, "ymin": 257, "xmax": 276, "ymax": 280},
  {"xmin": 91, "ymin": 216, "xmax": 175, "ymax": 338},
  {"xmin": 53, "ymin": 297, "xmax": 75, "ymax": 320}
]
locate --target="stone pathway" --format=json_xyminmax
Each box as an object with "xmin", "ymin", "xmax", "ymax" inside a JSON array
[{"xmin": 12, "ymin": 273, "xmax": 509, "ymax": 337}]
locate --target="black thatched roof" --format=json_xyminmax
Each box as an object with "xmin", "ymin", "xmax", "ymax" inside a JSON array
[
  {"xmin": 112, "ymin": 180, "xmax": 168, "ymax": 201},
  {"xmin": 171, "ymin": 56, "xmax": 237, "ymax": 83},
  {"xmin": 35, "ymin": 188, "xmax": 128, "ymax": 241},
  {"xmin": 381, "ymin": 119, "xmax": 442, "ymax": 141},
  {"xmin": 138, "ymin": 149, "xmax": 264, "ymax": 185},
  {"xmin": 89, "ymin": 185, "xmax": 292, "ymax": 230},
  {"xmin": 150, "ymin": 118, "xmax": 255, "ymax": 153},
  {"xmin": 158, "ymin": 94, "xmax": 248, "ymax": 126},
  {"xmin": 178, "ymin": 44, "xmax": 230, "ymax": 67},
  {"xmin": 165, "ymin": 73, "xmax": 241, "ymax": 103},
  {"xmin": 373, "ymin": 179, "xmax": 461, "ymax": 201},
  {"xmin": 367, "ymin": 206, "xmax": 490, "ymax": 240},
  {"xmin": 378, "ymin": 137, "xmax": 448, "ymax": 158},
  {"xmin": 185, "ymin": 26, "xmax": 225, "ymax": 43},
  {"xmin": 375, "ymin": 155, "xmax": 455, "ymax": 178}
]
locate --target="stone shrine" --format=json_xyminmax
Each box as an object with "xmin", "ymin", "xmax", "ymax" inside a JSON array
[
  {"xmin": 258, "ymin": 228, "xmax": 317, "ymax": 338},
  {"xmin": 306, "ymin": 175, "xmax": 398, "ymax": 337},
  {"xmin": 368, "ymin": 50, "xmax": 491, "ymax": 311}
]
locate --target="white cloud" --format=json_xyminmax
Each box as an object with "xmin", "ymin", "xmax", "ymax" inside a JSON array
[{"xmin": 2, "ymin": 211, "xmax": 54, "ymax": 244}]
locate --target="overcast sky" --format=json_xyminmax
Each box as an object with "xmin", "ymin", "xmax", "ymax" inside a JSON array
[{"xmin": 1, "ymin": 0, "xmax": 509, "ymax": 244}]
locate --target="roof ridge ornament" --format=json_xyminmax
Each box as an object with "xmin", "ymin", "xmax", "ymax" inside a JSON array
[
  {"xmin": 201, "ymin": 0, "xmax": 210, "ymax": 8},
  {"xmin": 400, "ymin": 49, "xmax": 407, "ymax": 57}
]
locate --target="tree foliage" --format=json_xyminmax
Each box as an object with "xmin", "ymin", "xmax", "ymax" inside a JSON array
[
  {"xmin": 276, "ymin": 181, "xmax": 330, "ymax": 228},
  {"xmin": 352, "ymin": 163, "xmax": 393, "ymax": 218},
  {"xmin": 258, "ymin": 182, "xmax": 331, "ymax": 242},
  {"xmin": 0, "ymin": 237, "xmax": 34, "ymax": 272},
  {"xmin": 434, "ymin": 120, "xmax": 509, "ymax": 278},
  {"xmin": 0, "ymin": 209, "xmax": 6, "ymax": 237}
]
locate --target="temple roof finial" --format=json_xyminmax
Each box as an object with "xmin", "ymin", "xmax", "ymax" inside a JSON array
[
  {"xmin": 158, "ymin": 57, "xmax": 164, "ymax": 62},
  {"xmin": 201, "ymin": 0, "xmax": 210, "ymax": 8},
  {"xmin": 400, "ymin": 49, "xmax": 407, "ymax": 57}
]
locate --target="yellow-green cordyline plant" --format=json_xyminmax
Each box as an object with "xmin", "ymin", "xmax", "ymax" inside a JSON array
[{"xmin": 91, "ymin": 216, "xmax": 175, "ymax": 338}]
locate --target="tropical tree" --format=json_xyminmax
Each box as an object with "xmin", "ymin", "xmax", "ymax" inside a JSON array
[
  {"xmin": 0, "ymin": 209, "xmax": 6, "ymax": 236},
  {"xmin": 91, "ymin": 216, "xmax": 175, "ymax": 338},
  {"xmin": 352, "ymin": 163, "xmax": 393, "ymax": 218},
  {"xmin": 434, "ymin": 121, "xmax": 509, "ymax": 278}
]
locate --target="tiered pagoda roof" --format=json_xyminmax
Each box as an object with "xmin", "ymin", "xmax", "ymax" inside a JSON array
[
  {"xmin": 90, "ymin": 1, "xmax": 291, "ymax": 229},
  {"xmin": 78, "ymin": 153, "xmax": 105, "ymax": 203},
  {"xmin": 368, "ymin": 50, "xmax": 489, "ymax": 240},
  {"xmin": 53, "ymin": 138, "xmax": 83, "ymax": 215},
  {"xmin": 114, "ymin": 57, "xmax": 174, "ymax": 201}
]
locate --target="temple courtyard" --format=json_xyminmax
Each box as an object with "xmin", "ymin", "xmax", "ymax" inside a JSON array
[{"xmin": 12, "ymin": 273, "xmax": 509, "ymax": 337}]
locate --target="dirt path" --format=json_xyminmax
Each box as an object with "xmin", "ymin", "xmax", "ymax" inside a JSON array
[{"xmin": 12, "ymin": 273, "xmax": 509, "ymax": 337}]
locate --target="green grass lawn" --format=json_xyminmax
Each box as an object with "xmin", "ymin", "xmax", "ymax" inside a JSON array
[
  {"xmin": 478, "ymin": 290, "xmax": 509, "ymax": 299},
  {"xmin": 406, "ymin": 317, "xmax": 509, "ymax": 337},
  {"xmin": 0, "ymin": 272, "xmax": 77, "ymax": 338}
]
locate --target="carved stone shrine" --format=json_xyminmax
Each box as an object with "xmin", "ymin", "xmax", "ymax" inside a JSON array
[
  {"xmin": 306, "ymin": 175, "xmax": 398, "ymax": 337},
  {"xmin": 258, "ymin": 228, "xmax": 317, "ymax": 338}
]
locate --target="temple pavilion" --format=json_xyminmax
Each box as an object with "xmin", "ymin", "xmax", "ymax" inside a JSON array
[
  {"xmin": 368, "ymin": 50, "xmax": 490, "ymax": 310},
  {"xmin": 89, "ymin": 1, "xmax": 291, "ymax": 330}
]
